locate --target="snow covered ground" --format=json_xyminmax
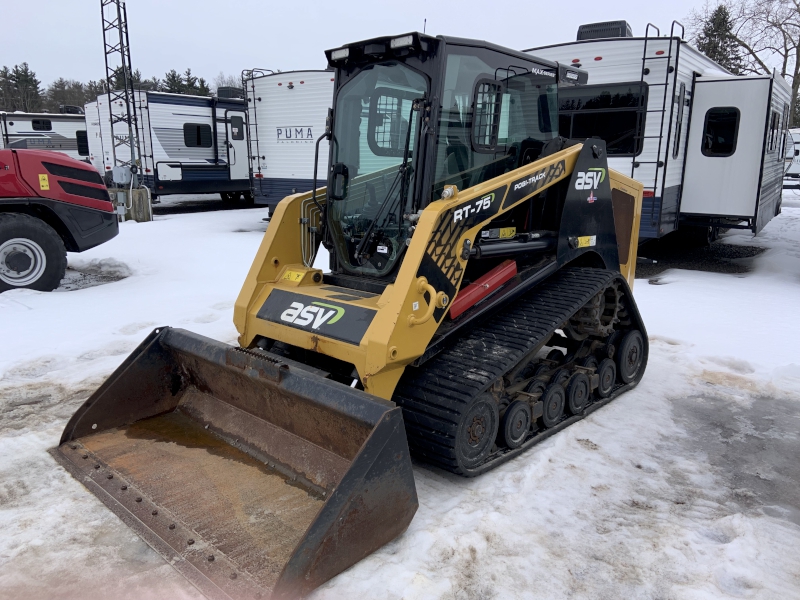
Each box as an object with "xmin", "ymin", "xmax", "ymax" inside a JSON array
[{"xmin": 1, "ymin": 193, "xmax": 799, "ymax": 599}]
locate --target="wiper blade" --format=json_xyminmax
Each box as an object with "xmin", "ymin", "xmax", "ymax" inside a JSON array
[{"xmin": 354, "ymin": 99, "xmax": 422, "ymax": 263}]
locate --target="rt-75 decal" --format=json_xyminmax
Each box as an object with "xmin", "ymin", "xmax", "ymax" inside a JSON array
[{"xmin": 453, "ymin": 193, "xmax": 495, "ymax": 223}]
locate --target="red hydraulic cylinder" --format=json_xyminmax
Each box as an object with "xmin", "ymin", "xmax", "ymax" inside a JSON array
[{"xmin": 448, "ymin": 259, "xmax": 517, "ymax": 319}]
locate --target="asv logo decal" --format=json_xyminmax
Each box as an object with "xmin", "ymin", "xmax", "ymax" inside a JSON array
[
  {"xmin": 453, "ymin": 193, "xmax": 494, "ymax": 223},
  {"xmin": 574, "ymin": 168, "xmax": 606, "ymax": 190},
  {"xmin": 280, "ymin": 301, "xmax": 344, "ymax": 330}
]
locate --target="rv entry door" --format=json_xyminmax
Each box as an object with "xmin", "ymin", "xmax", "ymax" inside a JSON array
[
  {"xmin": 680, "ymin": 78, "xmax": 769, "ymax": 219},
  {"xmin": 226, "ymin": 110, "xmax": 249, "ymax": 180}
]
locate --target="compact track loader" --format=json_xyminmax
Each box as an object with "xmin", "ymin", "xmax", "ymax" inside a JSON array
[{"xmin": 54, "ymin": 33, "xmax": 647, "ymax": 599}]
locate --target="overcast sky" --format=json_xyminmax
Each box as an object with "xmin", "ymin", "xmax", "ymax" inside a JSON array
[{"xmin": 3, "ymin": 0, "xmax": 707, "ymax": 87}]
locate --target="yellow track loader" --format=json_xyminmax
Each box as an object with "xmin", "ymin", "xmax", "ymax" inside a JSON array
[{"xmin": 54, "ymin": 33, "xmax": 646, "ymax": 599}]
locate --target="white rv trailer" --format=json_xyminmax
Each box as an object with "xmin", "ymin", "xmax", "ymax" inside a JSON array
[
  {"xmin": 87, "ymin": 91, "xmax": 250, "ymax": 200},
  {"xmin": 786, "ymin": 128, "xmax": 800, "ymax": 181},
  {"xmin": 528, "ymin": 21, "xmax": 792, "ymax": 239},
  {"xmin": 243, "ymin": 69, "xmax": 334, "ymax": 209},
  {"xmin": 83, "ymin": 101, "xmax": 105, "ymax": 174},
  {"xmin": 0, "ymin": 111, "xmax": 89, "ymax": 163}
]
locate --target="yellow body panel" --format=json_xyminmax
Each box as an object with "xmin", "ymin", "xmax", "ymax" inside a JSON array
[{"xmin": 235, "ymin": 144, "xmax": 643, "ymax": 399}]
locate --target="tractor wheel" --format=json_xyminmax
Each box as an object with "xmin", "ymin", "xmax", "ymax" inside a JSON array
[{"xmin": 0, "ymin": 213, "xmax": 66, "ymax": 292}]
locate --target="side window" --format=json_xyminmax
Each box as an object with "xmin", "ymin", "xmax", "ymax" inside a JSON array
[
  {"xmin": 230, "ymin": 116, "xmax": 244, "ymax": 141},
  {"xmin": 558, "ymin": 82, "xmax": 647, "ymax": 156},
  {"xmin": 76, "ymin": 130, "xmax": 89, "ymax": 156},
  {"xmin": 367, "ymin": 87, "xmax": 419, "ymax": 157},
  {"xmin": 768, "ymin": 110, "xmax": 780, "ymax": 153},
  {"xmin": 701, "ymin": 107, "xmax": 740, "ymax": 157},
  {"xmin": 32, "ymin": 119, "xmax": 52, "ymax": 131},
  {"xmin": 780, "ymin": 103, "xmax": 789, "ymax": 160},
  {"xmin": 471, "ymin": 80, "xmax": 504, "ymax": 152},
  {"xmin": 183, "ymin": 123, "xmax": 212, "ymax": 148},
  {"xmin": 672, "ymin": 82, "xmax": 686, "ymax": 159}
]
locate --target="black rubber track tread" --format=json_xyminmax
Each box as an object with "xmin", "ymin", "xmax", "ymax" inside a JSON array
[{"xmin": 394, "ymin": 267, "xmax": 647, "ymax": 476}]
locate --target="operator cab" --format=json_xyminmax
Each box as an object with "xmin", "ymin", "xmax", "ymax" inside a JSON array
[{"xmin": 324, "ymin": 33, "xmax": 587, "ymax": 280}]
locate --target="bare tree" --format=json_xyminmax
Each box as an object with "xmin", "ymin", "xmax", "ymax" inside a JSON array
[
  {"xmin": 213, "ymin": 72, "xmax": 241, "ymax": 92},
  {"xmin": 690, "ymin": 0, "xmax": 800, "ymax": 123}
]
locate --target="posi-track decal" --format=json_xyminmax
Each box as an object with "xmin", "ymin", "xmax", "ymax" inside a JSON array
[{"xmin": 502, "ymin": 159, "xmax": 566, "ymax": 209}]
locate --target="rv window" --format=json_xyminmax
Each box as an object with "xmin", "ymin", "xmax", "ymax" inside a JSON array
[
  {"xmin": 567, "ymin": 111, "xmax": 641, "ymax": 155},
  {"xmin": 780, "ymin": 103, "xmax": 790, "ymax": 159},
  {"xmin": 32, "ymin": 119, "xmax": 52, "ymax": 131},
  {"xmin": 768, "ymin": 110, "xmax": 780, "ymax": 153},
  {"xmin": 230, "ymin": 116, "xmax": 244, "ymax": 141},
  {"xmin": 558, "ymin": 82, "xmax": 647, "ymax": 156},
  {"xmin": 183, "ymin": 123, "xmax": 213, "ymax": 148},
  {"xmin": 701, "ymin": 107, "xmax": 739, "ymax": 157},
  {"xmin": 76, "ymin": 130, "xmax": 89, "ymax": 156},
  {"xmin": 672, "ymin": 82, "xmax": 686, "ymax": 159}
]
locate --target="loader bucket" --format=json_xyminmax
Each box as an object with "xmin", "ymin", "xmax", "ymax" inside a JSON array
[{"xmin": 53, "ymin": 327, "xmax": 418, "ymax": 600}]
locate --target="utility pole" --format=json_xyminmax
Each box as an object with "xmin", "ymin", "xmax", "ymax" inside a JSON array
[{"xmin": 101, "ymin": 0, "xmax": 140, "ymax": 187}]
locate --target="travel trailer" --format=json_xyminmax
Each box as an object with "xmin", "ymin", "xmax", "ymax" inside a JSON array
[
  {"xmin": 243, "ymin": 69, "xmax": 334, "ymax": 210},
  {"xmin": 786, "ymin": 128, "xmax": 800, "ymax": 182},
  {"xmin": 528, "ymin": 21, "xmax": 792, "ymax": 239},
  {"xmin": 86, "ymin": 91, "xmax": 250, "ymax": 201},
  {"xmin": 0, "ymin": 112, "xmax": 89, "ymax": 163}
]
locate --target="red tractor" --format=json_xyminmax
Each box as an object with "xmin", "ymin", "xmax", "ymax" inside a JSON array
[{"xmin": 0, "ymin": 149, "xmax": 118, "ymax": 292}]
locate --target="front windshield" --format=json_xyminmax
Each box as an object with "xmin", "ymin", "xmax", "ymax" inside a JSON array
[{"xmin": 328, "ymin": 63, "xmax": 428, "ymax": 277}]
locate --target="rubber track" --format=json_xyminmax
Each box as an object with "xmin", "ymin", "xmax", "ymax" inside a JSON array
[{"xmin": 394, "ymin": 267, "xmax": 639, "ymax": 476}]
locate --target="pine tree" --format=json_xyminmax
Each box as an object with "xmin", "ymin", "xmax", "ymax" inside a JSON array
[
  {"xmin": 45, "ymin": 78, "xmax": 87, "ymax": 113},
  {"xmin": 10, "ymin": 63, "xmax": 43, "ymax": 112},
  {"xmin": 84, "ymin": 80, "xmax": 107, "ymax": 103},
  {"xmin": 197, "ymin": 77, "xmax": 210, "ymax": 96},
  {"xmin": 183, "ymin": 68, "xmax": 198, "ymax": 94},
  {"xmin": 0, "ymin": 66, "xmax": 15, "ymax": 111},
  {"xmin": 137, "ymin": 76, "xmax": 161, "ymax": 92},
  {"xmin": 696, "ymin": 5, "xmax": 745, "ymax": 75},
  {"xmin": 163, "ymin": 69, "xmax": 184, "ymax": 94}
]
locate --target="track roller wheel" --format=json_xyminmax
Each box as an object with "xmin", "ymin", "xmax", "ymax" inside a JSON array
[
  {"xmin": 525, "ymin": 379, "xmax": 546, "ymax": 396},
  {"xmin": 532, "ymin": 363, "xmax": 549, "ymax": 378},
  {"xmin": 501, "ymin": 401, "xmax": 531, "ymax": 449},
  {"xmin": 581, "ymin": 356, "xmax": 598, "ymax": 371},
  {"xmin": 616, "ymin": 330, "xmax": 644, "ymax": 384},
  {"xmin": 600, "ymin": 331, "xmax": 620, "ymax": 360},
  {"xmin": 540, "ymin": 384, "xmax": 565, "ymax": 428},
  {"xmin": 566, "ymin": 372, "xmax": 591, "ymax": 415},
  {"xmin": 547, "ymin": 349, "xmax": 565, "ymax": 363},
  {"xmin": 596, "ymin": 358, "xmax": 616, "ymax": 398},
  {"xmin": 551, "ymin": 368, "xmax": 570, "ymax": 387},
  {"xmin": 454, "ymin": 393, "xmax": 499, "ymax": 471}
]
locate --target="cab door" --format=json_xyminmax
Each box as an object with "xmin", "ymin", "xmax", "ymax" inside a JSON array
[{"xmin": 225, "ymin": 110, "xmax": 249, "ymax": 180}]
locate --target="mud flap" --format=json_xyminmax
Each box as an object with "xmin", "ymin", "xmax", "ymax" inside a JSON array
[{"xmin": 52, "ymin": 327, "xmax": 418, "ymax": 600}]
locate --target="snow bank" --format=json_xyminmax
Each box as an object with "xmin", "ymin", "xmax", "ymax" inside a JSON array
[{"xmin": 1, "ymin": 199, "xmax": 799, "ymax": 599}]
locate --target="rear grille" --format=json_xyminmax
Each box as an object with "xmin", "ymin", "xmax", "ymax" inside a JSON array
[
  {"xmin": 43, "ymin": 161, "xmax": 104, "ymax": 186},
  {"xmin": 58, "ymin": 180, "xmax": 111, "ymax": 201}
]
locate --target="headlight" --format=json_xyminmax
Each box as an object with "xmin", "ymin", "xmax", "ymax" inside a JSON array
[{"xmin": 390, "ymin": 35, "xmax": 414, "ymax": 49}]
